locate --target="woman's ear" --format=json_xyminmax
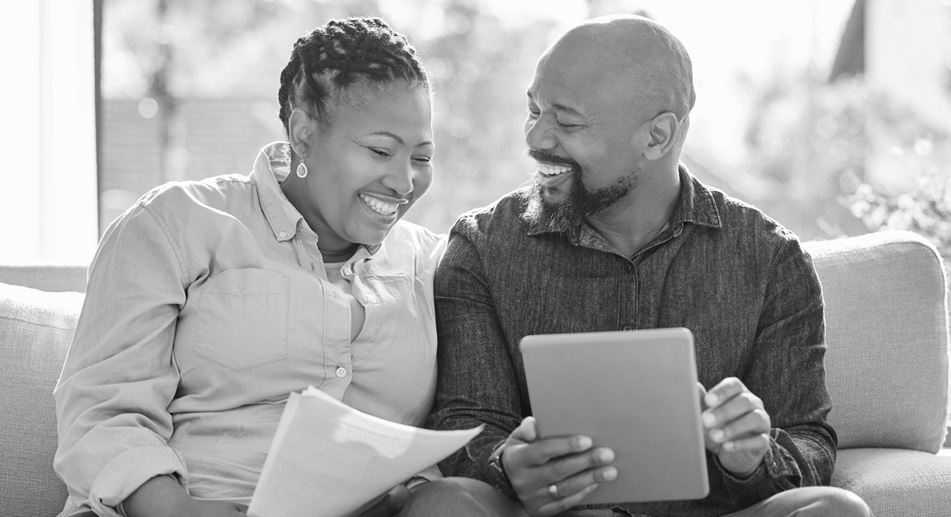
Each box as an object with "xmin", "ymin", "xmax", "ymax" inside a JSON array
[
  {"xmin": 288, "ymin": 108, "xmax": 315, "ymax": 159},
  {"xmin": 643, "ymin": 112, "xmax": 680, "ymax": 161}
]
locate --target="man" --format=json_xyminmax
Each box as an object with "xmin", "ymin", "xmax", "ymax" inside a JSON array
[{"xmin": 426, "ymin": 14, "xmax": 873, "ymax": 517}]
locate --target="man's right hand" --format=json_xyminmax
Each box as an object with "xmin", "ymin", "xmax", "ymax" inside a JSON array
[{"xmin": 500, "ymin": 417, "xmax": 618, "ymax": 516}]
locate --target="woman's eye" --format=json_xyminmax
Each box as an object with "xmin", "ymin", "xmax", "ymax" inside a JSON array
[
  {"xmin": 370, "ymin": 148, "xmax": 392, "ymax": 158},
  {"xmin": 412, "ymin": 156, "xmax": 432, "ymax": 164}
]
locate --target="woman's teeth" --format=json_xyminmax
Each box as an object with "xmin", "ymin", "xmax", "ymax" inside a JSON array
[
  {"xmin": 537, "ymin": 162, "xmax": 572, "ymax": 176},
  {"xmin": 360, "ymin": 194, "xmax": 399, "ymax": 216}
]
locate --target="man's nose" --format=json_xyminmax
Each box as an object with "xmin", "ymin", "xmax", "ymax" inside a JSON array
[{"xmin": 525, "ymin": 116, "xmax": 557, "ymax": 151}]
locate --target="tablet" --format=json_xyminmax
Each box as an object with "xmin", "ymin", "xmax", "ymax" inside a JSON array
[{"xmin": 520, "ymin": 327, "xmax": 709, "ymax": 505}]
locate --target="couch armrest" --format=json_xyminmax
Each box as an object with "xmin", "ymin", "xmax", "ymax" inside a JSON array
[
  {"xmin": 803, "ymin": 231, "xmax": 949, "ymax": 452},
  {"xmin": 0, "ymin": 282, "xmax": 84, "ymax": 515}
]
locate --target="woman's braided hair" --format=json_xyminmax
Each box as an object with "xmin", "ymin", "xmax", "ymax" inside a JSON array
[{"xmin": 277, "ymin": 17, "xmax": 429, "ymax": 137}]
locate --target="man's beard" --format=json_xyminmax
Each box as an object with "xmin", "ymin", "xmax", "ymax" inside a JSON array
[{"xmin": 524, "ymin": 150, "xmax": 636, "ymax": 229}]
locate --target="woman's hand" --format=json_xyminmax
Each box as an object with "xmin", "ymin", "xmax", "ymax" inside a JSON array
[
  {"xmin": 357, "ymin": 485, "xmax": 411, "ymax": 517},
  {"xmin": 122, "ymin": 475, "xmax": 246, "ymax": 517},
  {"xmin": 178, "ymin": 500, "xmax": 247, "ymax": 517}
]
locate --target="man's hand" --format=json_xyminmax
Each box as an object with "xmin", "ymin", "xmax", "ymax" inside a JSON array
[
  {"xmin": 501, "ymin": 416, "xmax": 617, "ymax": 517},
  {"xmin": 698, "ymin": 378, "xmax": 771, "ymax": 477},
  {"xmin": 358, "ymin": 485, "xmax": 411, "ymax": 517}
]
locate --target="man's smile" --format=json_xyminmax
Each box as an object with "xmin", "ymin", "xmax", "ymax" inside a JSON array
[{"xmin": 536, "ymin": 162, "xmax": 573, "ymax": 177}]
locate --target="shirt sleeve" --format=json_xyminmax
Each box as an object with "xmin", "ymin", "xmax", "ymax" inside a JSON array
[
  {"xmin": 405, "ymin": 463, "xmax": 443, "ymax": 490},
  {"xmin": 426, "ymin": 225, "xmax": 523, "ymax": 493},
  {"xmin": 715, "ymin": 236, "xmax": 836, "ymax": 507},
  {"xmin": 54, "ymin": 200, "xmax": 190, "ymax": 516}
]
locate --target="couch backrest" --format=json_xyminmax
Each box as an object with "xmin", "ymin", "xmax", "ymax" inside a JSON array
[
  {"xmin": 804, "ymin": 230, "xmax": 950, "ymax": 452},
  {"xmin": 0, "ymin": 282, "xmax": 82, "ymax": 515},
  {"xmin": 0, "ymin": 264, "xmax": 87, "ymax": 293}
]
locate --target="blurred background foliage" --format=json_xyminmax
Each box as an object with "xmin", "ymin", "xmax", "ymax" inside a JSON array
[{"xmin": 99, "ymin": 0, "xmax": 951, "ymax": 263}]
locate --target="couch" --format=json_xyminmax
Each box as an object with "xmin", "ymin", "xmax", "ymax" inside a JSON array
[{"xmin": 1, "ymin": 230, "xmax": 949, "ymax": 516}]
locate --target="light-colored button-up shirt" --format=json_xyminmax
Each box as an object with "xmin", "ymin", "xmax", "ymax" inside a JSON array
[{"xmin": 54, "ymin": 143, "xmax": 446, "ymax": 516}]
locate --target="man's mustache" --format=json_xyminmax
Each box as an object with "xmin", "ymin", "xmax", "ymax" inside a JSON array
[{"xmin": 527, "ymin": 149, "xmax": 580, "ymax": 170}]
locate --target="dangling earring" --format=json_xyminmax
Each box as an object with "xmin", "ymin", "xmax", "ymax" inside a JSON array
[{"xmin": 296, "ymin": 157, "xmax": 308, "ymax": 178}]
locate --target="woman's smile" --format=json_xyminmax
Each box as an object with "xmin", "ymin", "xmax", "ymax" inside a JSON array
[{"xmin": 359, "ymin": 193, "xmax": 403, "ymax": 216}]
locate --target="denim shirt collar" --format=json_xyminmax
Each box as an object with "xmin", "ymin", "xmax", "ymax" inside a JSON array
[
  {"xmin": 525, "ymin": 163, "xmax": 722, "ymax": 246},
  {"xmin": 251, "ymin": 142, "xmax": 381, "ymax": 255},
  {"xmin": 668, "ymin": 163, "xmax": 723, "ymax": 234}
]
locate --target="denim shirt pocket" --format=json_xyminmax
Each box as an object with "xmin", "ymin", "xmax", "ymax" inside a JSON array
[{"xmin": 195, "ymin": 268, "xmax": 289, "ymax": 370}]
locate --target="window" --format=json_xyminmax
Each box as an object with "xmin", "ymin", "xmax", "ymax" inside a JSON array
[{"xmin": 0, "ymin": 0, "xmax": 98, "ymax": 263}]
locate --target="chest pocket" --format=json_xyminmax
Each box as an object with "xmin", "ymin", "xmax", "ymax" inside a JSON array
[
  {"xmin": 350, "ymin": 273, "xmax": 418, "ymax": 367},
  {"xmin": 195, "ymin": 269, "xmax": 289, "ymax": 371}
]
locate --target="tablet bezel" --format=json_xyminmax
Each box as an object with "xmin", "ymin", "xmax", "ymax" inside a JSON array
[{"xmin": 520, "ymin": 327, "xmax": 709, "ymax": 505}]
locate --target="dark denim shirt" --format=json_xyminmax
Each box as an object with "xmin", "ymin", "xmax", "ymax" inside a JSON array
[{"xmin": 428, "ymin": 167, "xmax": 836, "ymax": 517}]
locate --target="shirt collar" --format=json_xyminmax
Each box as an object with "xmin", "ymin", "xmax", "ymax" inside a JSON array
[
  {"xmin": 252, "ymin": 142, "xmax": 301, "ymax": 243},
  {"xmin": 525, "ymin": 163, "xmax": 722, "ymax": 242},
  {"xmin": 250, "ymin": 142, "xmax": 382, "ymax": 255},
  {"xmin": 668, "ymin": 163, "xmax": 723, "ymax": 234}
]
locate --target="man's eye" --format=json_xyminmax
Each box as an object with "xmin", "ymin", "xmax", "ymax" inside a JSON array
[
  {"xmin": 370, "ymin": 148, "xmax": 392, "ymax": 158},
  {"xmin": 412, "ymin": 156, "xmax": 432, "ymax": 164},
  {"xmin": 527, "ymin": 107, "xmax": 540, "ymax": 118}
]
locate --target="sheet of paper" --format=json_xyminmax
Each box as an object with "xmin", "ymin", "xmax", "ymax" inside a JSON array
[{"xmin": 247, "ymin": 386, "xmax": 482, "ymax": 517}]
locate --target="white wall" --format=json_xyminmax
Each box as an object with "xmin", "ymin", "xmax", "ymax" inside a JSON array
[
  {"xmin": 869, "ymin": 0, "xmax": 951, "ymax": 130},
  {"xmin": 867, "ymin": 0, "xmax": 951, "ymax": 190},
  {"xmin": 0, "ymin": 0, "xmax": 98, "ymax": 264}
]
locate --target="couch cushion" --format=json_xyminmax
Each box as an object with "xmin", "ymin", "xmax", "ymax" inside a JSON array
[
  {"xmin": 0, "ymin": 282, "xmax": 84, "ymax": 516},
  {"xmin": 803, "ymin": 231, "xmax": 949, "ymax": 452},
  {"xmin": 832, "ymin": 448, "xmax": 951, "ymax": 517}
]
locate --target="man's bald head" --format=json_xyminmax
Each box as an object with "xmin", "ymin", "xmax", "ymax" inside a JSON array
[{"xmin": 543, "ymin": 14, "xmax": 696, "ymax": 122}]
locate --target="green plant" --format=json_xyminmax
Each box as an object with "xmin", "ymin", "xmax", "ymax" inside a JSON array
[{"xmin": 844, "ymin": 165, "xmax": 951, "ymax": 260}]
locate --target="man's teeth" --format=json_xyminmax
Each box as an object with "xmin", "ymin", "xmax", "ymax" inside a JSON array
[
  {"xmin": 537, "ymin": 162, "xmax": 572, "ymax": 176},
  {"xmin": 360, "ymin": 194, "xmax": 399, "ymax": 216}
]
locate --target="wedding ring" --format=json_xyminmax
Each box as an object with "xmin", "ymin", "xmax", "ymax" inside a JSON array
[{"xmin": 548, "ymin": 483, "xmax": 560, "ymax": 500}]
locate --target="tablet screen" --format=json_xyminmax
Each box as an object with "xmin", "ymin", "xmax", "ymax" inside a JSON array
[{"xmin": 521, "ymin": 327, "xmax": 709, "ymax": 504}]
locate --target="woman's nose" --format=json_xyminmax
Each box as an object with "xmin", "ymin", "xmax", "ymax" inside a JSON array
[{"xmin": 381, "ymin": 160, "xmax": 415, "ymax": 197}]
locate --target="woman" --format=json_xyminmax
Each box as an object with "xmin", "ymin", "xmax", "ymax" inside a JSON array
[{"xmin": 54, "ymin": 17, "xmax": 464, "ymax": 517}]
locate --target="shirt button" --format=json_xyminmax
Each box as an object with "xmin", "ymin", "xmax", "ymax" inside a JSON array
[
  {"xmin": 278, "ymin": 230, "xmax": 288, "ymax": 239},
  {"xmin": 335, "ymin": 367, "xmax": 347, "ymax": 378},
  {"xmin": 626, "ymin": 263, "xmax": 634, "ymax": 273}
]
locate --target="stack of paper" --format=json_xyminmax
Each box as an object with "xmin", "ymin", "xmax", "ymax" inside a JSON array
[{"xmin": 248, "ymin": 386, "xmax": 482, "ymax": 517}]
